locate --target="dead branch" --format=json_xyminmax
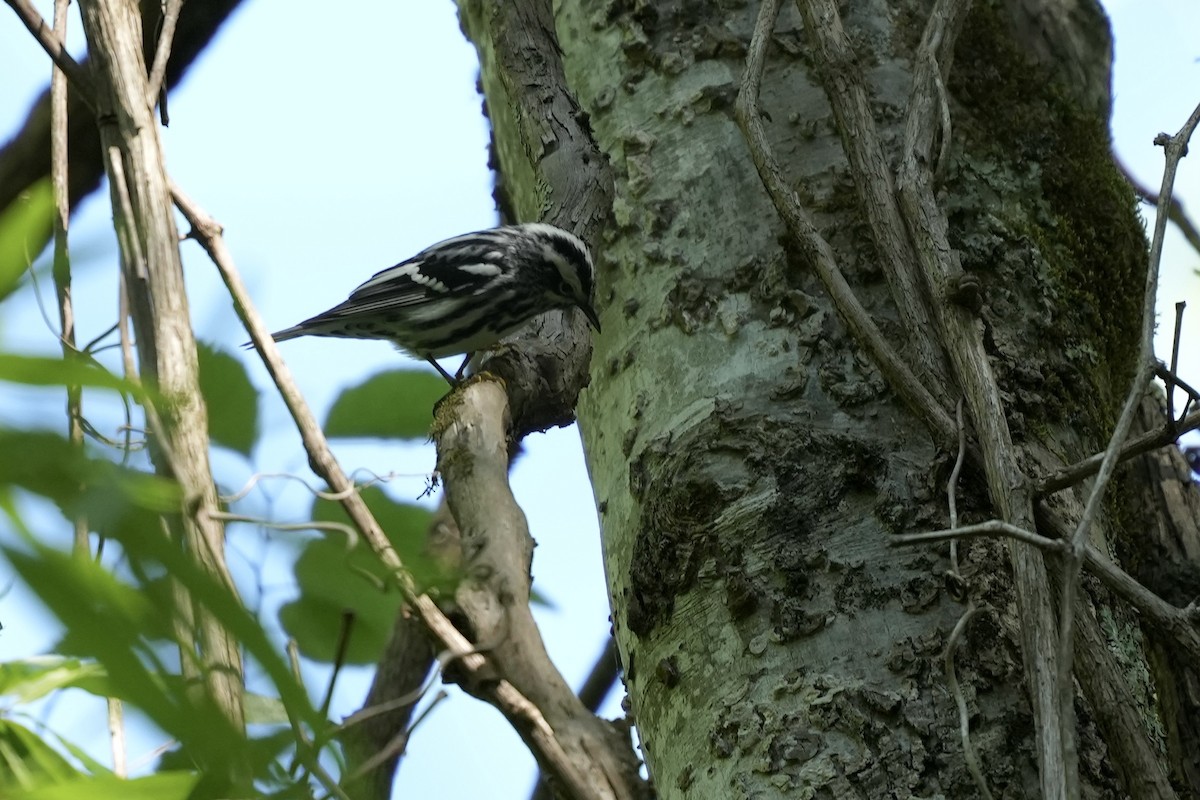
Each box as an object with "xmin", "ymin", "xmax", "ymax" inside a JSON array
[
  {"xmin": 892, "ymin": 1, "xmax": 1069, "ymax": 792},
  {"xmin": 437, "ymin": 379, "xmax": 637, "ymax": 799},
  {"xmin": 791, "ymin": 0, "xmax": 953, "ymax": 402},
  {"xmin": 1038, "ymin": 406, "xmax": 1200, "ymax": 496}
]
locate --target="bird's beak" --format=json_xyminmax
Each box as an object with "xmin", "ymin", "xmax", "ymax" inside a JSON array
[{"xmin": 581, "ymin": 304, "xmax": 602, "ymax": 333}]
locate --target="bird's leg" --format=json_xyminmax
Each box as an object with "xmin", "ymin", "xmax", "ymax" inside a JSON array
[
  {"xmin": 454, "ymin": 353, "xmax": 474, "ymax": 382},
  {"xmin": 425, "ymin": 356, "xmax": 458, "ymax": 386}
]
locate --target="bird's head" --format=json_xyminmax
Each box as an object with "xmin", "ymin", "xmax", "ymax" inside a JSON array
[{"xmin": 522, "ymin": 223, "xmax": 601, "ymax": 333}]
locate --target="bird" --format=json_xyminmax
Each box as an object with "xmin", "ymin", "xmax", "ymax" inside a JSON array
[{"xmin": 264, "ymin": 223, "xmax": 601, "ymax": 383}]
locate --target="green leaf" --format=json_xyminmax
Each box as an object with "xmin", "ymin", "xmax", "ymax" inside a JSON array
[
  {"xmin": 64, "ymin": 506, "xmax": 328, "ymax": 741},
  {"xmin": 0, "ymin": 430, "xmax": 179, "ymax": 528},
  {"xmin": 0, "ymin": 179, "xmax": 54, "ymax": 301},
  {"xmin": 196, "ymin": 342, "xmax": 259, "ymax": 457},
  {"xmin": 280, "ymin": 487, "xmax": 445, "ymax": 664},
  {"xmin": 0, "ymin": 657, "xmax": 109, "ymax": 703},
  {"xmin": 8, "ymin": 771, "xmax": 199, "ymax": 800},
  {"xmin": 324, "ymin": 369, "xmax": 446, "ymax": 439},
  {"xmin": 0, "ymin": 355, "xmax": 148, "ymax": 401},
  {"xmin": 34, "ymin": 728, "xmax": 111, "ymax": 778},
  {"xmin": 0, "ymin": 719, "xmax": 80, "ymax": 790},
  {"xmin": 243, "ymin": 692, "xmax": 290, "ymax": 726},
  {"xmin": 3, "ymin": 546, "xmax": 240, "ymax": 768}
]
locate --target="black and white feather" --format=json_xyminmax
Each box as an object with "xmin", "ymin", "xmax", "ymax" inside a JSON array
[{"xmin": 268, "ymin": 223, "xmax": 600, "ymax": 382}]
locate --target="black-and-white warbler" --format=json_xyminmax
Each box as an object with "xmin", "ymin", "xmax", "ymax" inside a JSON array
[{"xmin": 267, "ymin": 223, "xmax": 601, "ymax": 383}]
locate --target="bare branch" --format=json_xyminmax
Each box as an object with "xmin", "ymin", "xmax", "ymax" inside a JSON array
[
  {"xmin": 74, "ymin": 0, "xmax": 245, "ymax": 731},
  {"xmin": 1038, "ymin": 406, "xmax": 1200, "ymax": 495},
  {"xmin": 895, "ymin": 2, "xmax": 1070, "ymax": 794},
  {"xmin": 339, "ymin": 690, "xmax": 448, "ymax": 793},
  {"xmin": 792, "ymin": 0, "xmax": 953, "ymax": 401},
  {"xmin": 436, "ymin": 378, "xmax": 640, "ymax": 800},
  {"xmin": 898, "ymin": 506, "xmax": 1200, "ymax": 665},
  {"xmin": 1120, "ymin": 157, "xmax": 1200, "ymax": 259},
  {"xmin": 1156, "ymin": 361, "xmax": 1200, "ymax": 413},
  {"xmin": 0, "ymin": 0, "xmax": 245, "ymax": 225},
  {"xmin": 1168, "ymin": 303, "xmax": 1187, "ymax": 421},
  {"xmin": 146, "ymin": 0, "xmax": 182, "ymax": 107},
  {"xmin": 1034, "ymin": 506, "xmax": 1200, "ymax": 667},
  {"xmin": 1055, "ymin": 99, "xmax": 1200, "ymax": 796},
  {"xmin": 49, "ymin": 0, "xmax": 89, "ymax": 557},
  {"xmin": 891, "ymin": 519, "xmax": 1068, "ymax": 553}
]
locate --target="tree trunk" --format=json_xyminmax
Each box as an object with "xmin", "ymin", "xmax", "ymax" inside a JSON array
[{"xmin": 444, "ymin": 0, "xmax": 1200, "ymax": 796}]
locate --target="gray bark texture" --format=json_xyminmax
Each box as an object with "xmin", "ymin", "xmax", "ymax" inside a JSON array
[{"xmin": 445, "ymin": 0, "xmax": 1200, "ymax": 797}]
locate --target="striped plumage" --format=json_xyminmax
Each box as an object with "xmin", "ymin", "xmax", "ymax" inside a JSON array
[{"xmin": 268, "ymin": 223, "xmax": 600, "ymax": 382}]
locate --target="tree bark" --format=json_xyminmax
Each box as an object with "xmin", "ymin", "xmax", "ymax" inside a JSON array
[{"xmin": 470, "ymin": 0, "xmax": 1199, "ymax": 796}]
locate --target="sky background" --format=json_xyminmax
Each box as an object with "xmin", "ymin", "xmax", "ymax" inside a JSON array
[{"xmin": 0, "ymin": 1, "xmax": 1197, "ymax": 798}]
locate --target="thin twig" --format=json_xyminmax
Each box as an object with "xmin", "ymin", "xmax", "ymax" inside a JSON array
[
  {"xmin": 1168, "ymin": 302, "xmax": 1186, "ymax": 422},
  {"xmin": 204, "ymin": 510, "xmax": 362, "ymax": 547},
  {"xmin": 945, "ymin": 602, "xmax": 994, "ymax": 800},
  {"xmin": 1055, "ymin": 100, "xmax": 1200, "ymax": 798},
  {"xmin": 319, "ymin": 611, "xmax": 354, "ymax": 721},
  {"xmin": 948, "ymin": 398, "xmax": 967, "ymax": 576},
  {"xmin": 338, "ymin": 691, "xmax": 449, "ymax": 792},
  {"xmin": 283, "ymin": 642, "xmax": 352, "ymax": 800},
  {"xmin": 902, "ymin": 506, "xmax": 1200, "ymax": 664},
  {"xmin": 340, "ymin": 647, "xmax": 479, "ymax": 732},
  {"xmin": 1119, "ymin": 157, "xmax": 1200, "ymax": 258},
  {"xmin": 146, "ymin": 0, "xmax": 182, "ymax": 110},
  {"xmin": 1038, "ymin": 406, "xmax": 1200, "ymax": 495},
  {"xmin": 939, "ymin": 393, "xmax": 992, "ymax": 797},
  {"xmin": 1155, "ymin": 362, "xmax": 1200, "ymax": 410},
  {"xmin": 49, "ymin": 0, "xmax": 88, "ymax": 558},
  {"xmin": 219, "ymin": 469, "xmax": 427, "ymax": 505},
  {"xmin": 891, "ymin": 520, "xmax": 1068, "ymax": 553}
]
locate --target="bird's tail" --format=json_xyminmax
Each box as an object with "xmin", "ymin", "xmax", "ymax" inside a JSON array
[{"xmin": 241, "ymin": 325, "xmax": 306, "ymax": 350}]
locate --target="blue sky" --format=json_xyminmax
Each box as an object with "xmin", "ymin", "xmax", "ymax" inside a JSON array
[{"xmin": 0, "ymin": 1, "xmax": 1197, "ymax": 798}]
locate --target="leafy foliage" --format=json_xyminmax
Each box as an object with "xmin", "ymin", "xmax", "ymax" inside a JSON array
[
  {"xmin": 0, "ymin": 355, "xmax": 150, "ymax": 401},
  {"xmin": 0, "ymin": 358, "xmax": 450, "ymax": 795},
  {"xmin": 280, "ymin": 486, "xmax": 445, "ymax": 664},
  {"xmin": 196, "ymin": 343, "xmax": 259, "ymax": 457},
  {"xmin": 0, "ymin": 179, "xmax": 53, "ymax": 301},
  {"xmin": 10, "ymin": 771, "xmax": 201, "ymax": 800},
  {"xmin": 324, "ymin": 368, "xmax": 448, "ymax": 439},
  {"xmin": 0, "ymin": 164, "xmax": 452, "ymax": 795},
  {"xmin": 0, "ymin": 658, "xmax": 110, "ymax": 704}
]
